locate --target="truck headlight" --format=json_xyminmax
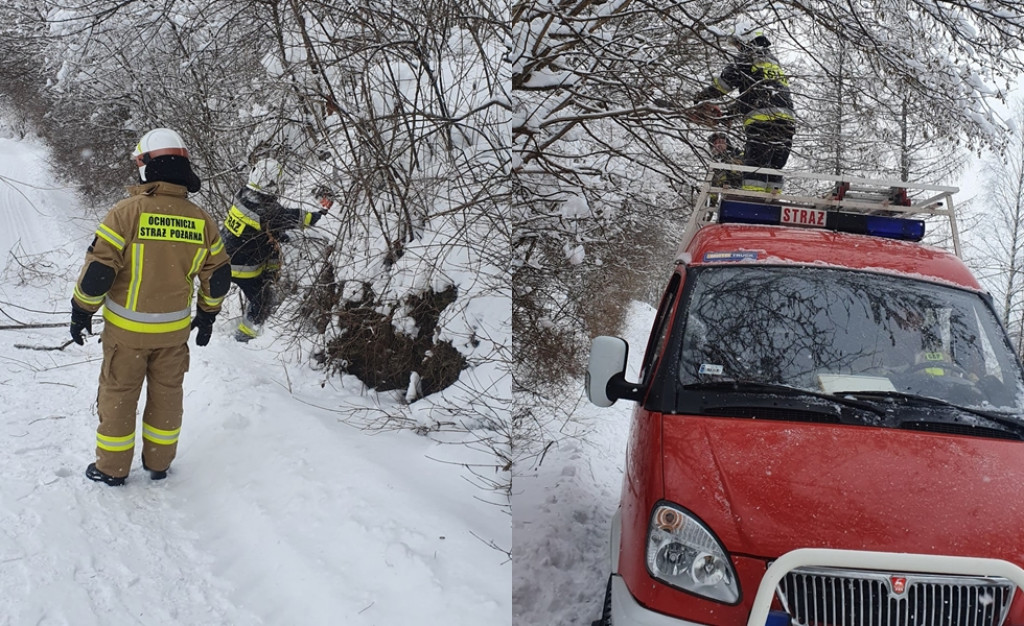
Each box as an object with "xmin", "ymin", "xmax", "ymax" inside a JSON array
[{"xmin": 646, "ymin": 503, "xmax": 739, "ymax": 603}]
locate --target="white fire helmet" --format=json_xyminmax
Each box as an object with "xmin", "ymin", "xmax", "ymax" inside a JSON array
[
  {"xmin": 131, "ymin": 128, "xmax": 190, "ymax": 183},
  {"xmin": 731, "ymin": 19, "xmax": 769, "ymax": 46},
  {"xmin": 247, "ymin": 157, "xmax": 285, "ymax": 192}
]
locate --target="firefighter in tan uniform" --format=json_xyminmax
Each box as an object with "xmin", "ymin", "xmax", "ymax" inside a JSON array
[{"xmin": 70, "ymin": 128, "xmax": 231, "ymax": 486}]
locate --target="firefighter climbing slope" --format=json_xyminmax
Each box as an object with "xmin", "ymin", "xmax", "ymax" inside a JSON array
[
  {"xmin": 220, "ymin": 157, "xmax": 331, "ymax": 342},
  {"xmin": 70, "ymin": 128, "xmax": 231, "ymax": 486}
]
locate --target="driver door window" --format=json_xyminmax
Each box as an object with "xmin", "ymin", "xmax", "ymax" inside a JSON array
[{"xmin": 640, "ymin": 274, "xmax": 681, "ymax": 385}]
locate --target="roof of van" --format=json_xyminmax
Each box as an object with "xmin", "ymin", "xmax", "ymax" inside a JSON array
[{"xmin": 680, "ymin": 223, "xmax": 981, "ymax": 291}]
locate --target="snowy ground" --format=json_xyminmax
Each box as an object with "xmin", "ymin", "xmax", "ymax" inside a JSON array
[
  {"xmin": 0, "ymin": 129, "xmax": 510, "ymax": 625},
  {"xmin": 512, "ymin": 301, "xmax": 654, "ymax": 626}
]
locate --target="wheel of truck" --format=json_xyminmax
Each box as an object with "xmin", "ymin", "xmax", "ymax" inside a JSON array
[{"xmin": 592, "ymin": 575, "xmax": 612, "ymax": 626}]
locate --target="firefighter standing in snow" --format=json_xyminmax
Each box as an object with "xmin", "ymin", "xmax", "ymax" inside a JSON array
[
  {"xmin": 694, "ymin": 21, "xmax": 795, "ymax": 193},
  {"xmin": 220, "ymin": 158, "xmax": 329, "ymax": 342},
  {"xmin": 70, "ymin": 128, "xmax": 231, "ymax": 486}
]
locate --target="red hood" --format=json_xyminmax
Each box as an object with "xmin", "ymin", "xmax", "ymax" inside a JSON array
[{"xmin": 662, "ymin": 415, "xmax": 1024, "ymax": 562}]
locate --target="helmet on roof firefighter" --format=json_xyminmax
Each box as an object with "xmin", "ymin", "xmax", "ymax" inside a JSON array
[
  {"xmin": 730, "ymin": 19, "xmax": 770, "ymax": 47},
  {"xmin": 131, "ymin": 128, "xmax": 201, "ymax": 193}
]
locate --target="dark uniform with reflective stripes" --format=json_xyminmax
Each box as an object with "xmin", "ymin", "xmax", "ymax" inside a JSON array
[
  {"xmin": 220, "ymin": 185, "xmax": 322, "ymax": 339},
  {"xmin": 696, "ymin": 44, "xmax": 795, "ymax": 193},
  {"xmin": 72, "ymin": 181, "xmax": 230, "ymax": 478}
]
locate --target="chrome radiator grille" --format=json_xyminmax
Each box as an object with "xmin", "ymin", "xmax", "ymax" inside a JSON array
[{"xmin": 776, "ymin": 567, "xmax": 1016, "ymax": 626}]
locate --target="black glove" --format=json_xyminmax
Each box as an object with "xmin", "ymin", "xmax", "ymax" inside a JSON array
[
  {"xmin": 191, "ymin": 308, "xmax": 217, "ymax": 347},
  {"xmin": 70, "ymin": 300, "xmax": 93, "ymax": 345},
  {"xmin": 693, "ymin": 86, "xmax": 718, "ymax": 104}
]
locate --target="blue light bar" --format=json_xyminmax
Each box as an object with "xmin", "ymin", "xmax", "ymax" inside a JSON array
[
  {"xmin": 830, "ymin": 211, "xmax": 924, "ymax": 241},
  {"xmin": 863, "ymin": 215, "xmax": 925, "ymax": 241},
  {"xmin": 718, "ymin": 200, "xmax": 926, "ymax": 242},
  {"xmin": 719, "ymin": 200, "xmax": 780, "ymax": 225}
]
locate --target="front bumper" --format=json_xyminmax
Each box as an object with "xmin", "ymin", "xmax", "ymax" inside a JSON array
[
  {"xmin": 611, "ymin": 549, "xmax": 1024, "ymax": 626},
  {"xmin": 610, "ymin": 574, "xmax": 708, "ymax": 626}
]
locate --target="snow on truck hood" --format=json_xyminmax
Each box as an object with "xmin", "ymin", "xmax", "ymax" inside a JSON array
[{"xmin": 661, "ymin": 415, "xmax": 1024, "ymax": 562}]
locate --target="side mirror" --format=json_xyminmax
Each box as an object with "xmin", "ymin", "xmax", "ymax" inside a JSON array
[{"xmin": 587, "ymin": 336, "xmax": 644, "ymax": 406}]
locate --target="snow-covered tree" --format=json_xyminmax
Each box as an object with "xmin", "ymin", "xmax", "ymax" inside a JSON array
[
  {"xmin": 973, "ymin": 101, "xmax": 1024, "ymax": 354},
  {"xmin": 512, "ymin": 0, "xmax": 722, "ymax": 398},
  {"xmin": 788, "ymin": 15, "xmax": 971, "ymax": 185}
]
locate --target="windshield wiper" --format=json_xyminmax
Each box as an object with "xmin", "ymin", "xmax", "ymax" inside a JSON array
[
  {"xmin": 681, "ymin": 380, "xmax": 889, "ymax": 417},
  {"xmin": 839, "ymin": 390, "xmax": 1024, "ymax": 432}
]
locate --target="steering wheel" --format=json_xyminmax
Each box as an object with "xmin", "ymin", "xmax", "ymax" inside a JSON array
[
  {"xmin": 902, "ymin": 360, "xmax": 985, "ymax": 404},
  {"xmin": 904, "ymin": 360, "xmax": 974, "ymax": 381}
]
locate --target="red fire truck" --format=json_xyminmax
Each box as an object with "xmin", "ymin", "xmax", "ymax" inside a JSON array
[{"xmin": 587, "ymin": 164, "xmax": 1024, "ymax": 626}]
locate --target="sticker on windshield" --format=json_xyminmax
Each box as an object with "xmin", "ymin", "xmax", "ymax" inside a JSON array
[
  {"xmin": 699, "ymin": 364, "xmax": 724, "ymax": 375},
  {"xmin": 703, "ymin": 251, "xmax": 759, "ymax": 263}
]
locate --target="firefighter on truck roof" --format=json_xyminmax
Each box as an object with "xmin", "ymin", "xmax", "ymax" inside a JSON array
[
  {"xmin": 694, "ymin": 20, "xmax": 796, "ymax": 194},
  {"xmin": 70, "ymin": 127, "xmax": 231, "ymax": 486}
]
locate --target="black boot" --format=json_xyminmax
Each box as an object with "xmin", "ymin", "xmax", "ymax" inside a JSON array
[
  {"xmin": 85, "ymin": 463, "xmax": 126, "ymax": 486},
  {"xmin": 142, "ymin": 456, "xmax": 168, "ymax": 480}
]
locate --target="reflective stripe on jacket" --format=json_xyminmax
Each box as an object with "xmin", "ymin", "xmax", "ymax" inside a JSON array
[
  {"xmin": 703, "ymin": 47, "xmax": 795, "ymax": 126},
  {"xmin": 72, "ymin": 181, "xmax": 230, "ymax": 348},
  {"xmin": 230, "ymin": 262, "xmax": 267, "ymax": 280},
  {"xmin": 220, "ymin": 185, "xmax": 321, "ymax": 270}
]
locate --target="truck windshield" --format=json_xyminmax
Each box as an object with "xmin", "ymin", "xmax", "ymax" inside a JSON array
[{"xmin": 677, "ymin": 265, "xmax": 1024, "ymax": 412}]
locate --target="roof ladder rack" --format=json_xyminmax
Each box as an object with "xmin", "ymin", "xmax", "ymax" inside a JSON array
[{"xmin": 677, "ymin": 164, "xmax": 961, "ymax": 261}]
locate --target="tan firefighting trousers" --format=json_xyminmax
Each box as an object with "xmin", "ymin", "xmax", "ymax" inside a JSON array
[{"xmin": 94, "ymin": 340, "xmax": 190, "ymax": 478}]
